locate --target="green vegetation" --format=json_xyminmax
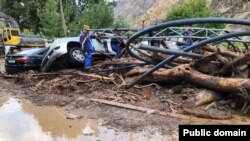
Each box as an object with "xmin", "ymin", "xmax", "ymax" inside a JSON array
[
  {"xmin": 38, "ymin": 0, "xmax": 61, "ymax": 38},
  {"xmin": 113, "ymin": 16, "xmax": 131, "ymax": 28},
  {"xmin": 165, "ymin": 0, "xmax": 225, "ymax": 29},
  {"xmin": 0, "ymin": 0, "xmax": 115, "ymax": 38}
]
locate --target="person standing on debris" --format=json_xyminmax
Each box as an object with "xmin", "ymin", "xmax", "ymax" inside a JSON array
[
  {"xmin": 80, "ymin": 25, "xmax": 95, "ymax": 70},
  {"xmin": 111, "ymin": 31, "xmax": 124, "ymax": 58},
  {"xmin": 182, "ymin": 24, "xmax": 194, "ymax": 49}
]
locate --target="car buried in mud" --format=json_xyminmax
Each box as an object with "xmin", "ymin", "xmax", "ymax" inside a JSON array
[
  {"xmin": 5, "ymin": 47, "xmax": 49, "ymax": 74},
  {"xmin": 41, "ymin": 32, "xmax": 124, "ymax": 72}
]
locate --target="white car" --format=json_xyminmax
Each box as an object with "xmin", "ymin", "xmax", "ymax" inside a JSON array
[{"xmin": 41, "ymin": 32, "xmax": 120, "ymax": 72}]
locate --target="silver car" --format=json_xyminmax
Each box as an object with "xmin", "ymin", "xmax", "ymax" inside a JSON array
[{"xmin": 41, "ymin": 33, "xmax": 119, "ymax": 72}]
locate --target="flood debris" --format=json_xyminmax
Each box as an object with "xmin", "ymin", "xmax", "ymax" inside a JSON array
[
  {"xmin": 1, "ymin": 47, "xmax": 250, "ymax": 120},
  {"xmin": 1, "ymin": 20, "xmax": 250, "ymax": 120}
]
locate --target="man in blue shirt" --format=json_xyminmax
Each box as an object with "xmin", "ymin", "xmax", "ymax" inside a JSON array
[{"xmin": 80, "ymin": 25, "xmax": 95, "ymax": 70}]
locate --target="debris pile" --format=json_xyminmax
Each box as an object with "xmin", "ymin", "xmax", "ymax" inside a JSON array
[
  {"xmin": 2, "ymin": 43, "xmax": 249, "ymax": 120},
  {"xmin": 3, "ymin": 17, "xmax": 250, "ymax": 120}
]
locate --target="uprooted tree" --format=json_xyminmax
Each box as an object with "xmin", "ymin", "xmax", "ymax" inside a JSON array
[
  {"xmin": 126, "ymin": 45, "xmax": 250, "ymax": 113},
  {"xmin": 122, "ymin": 18, "xmax": 250, "ymax": 114}
]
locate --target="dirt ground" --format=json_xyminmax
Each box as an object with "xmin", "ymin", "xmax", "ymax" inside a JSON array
[
  {"xmin": 0, "ymin": 57, "xmax": 179, "ymax": 139},
  {"xmin": 0, "ymin": 57, "xmax": 5, "ymax": 72},
  {"xmin": 0, "ymin": 58, "xmax": 249, "ymax": 140},
  {"xmin": 0, "ymin": 76, "xmax": 178, "ymax": 133}
]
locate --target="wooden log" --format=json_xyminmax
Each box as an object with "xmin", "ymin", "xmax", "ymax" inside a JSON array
[
  {"xmin": 215, "ymin": 52, "xmax": 250, "ymax": 75},
  {"xmin": 90, "ymin": 98, "xmax": 190, "ymax": 119},
  {"xmin": 183, "ymin": 109, "xmax": 232, "ymax": 120},
  {"xmin": 127, "ymin": 64, "xmax": 250, "ymax": 101},
  {"xmin": 195, "ymin": 90, "xmax": 221, "ymax": 107},
  {"xmin": 74, "ymin": 79, "xmax": 98, "ymax": 83},
  {"xmin": 203, "ymin": 45, "xmax": 241, "ymax": 58}
]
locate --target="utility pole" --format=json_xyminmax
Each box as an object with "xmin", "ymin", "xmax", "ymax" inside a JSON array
[
  {"xmin": 59, "ymin": 0, "xmax": 67, "ymax": 37},
  {"xmin": 142, "ymin": 0, "xmax": 146, "ymax": 28}
]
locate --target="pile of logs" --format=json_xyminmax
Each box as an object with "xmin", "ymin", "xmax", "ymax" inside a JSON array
[{"xmin": 126, "ymin": 44, "xmax": 250, "ymax": 113}]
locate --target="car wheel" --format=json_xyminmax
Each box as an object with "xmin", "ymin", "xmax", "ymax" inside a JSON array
[{"xmin": 68, "ymin": 47, "xmax": 84, "ymax": 66}]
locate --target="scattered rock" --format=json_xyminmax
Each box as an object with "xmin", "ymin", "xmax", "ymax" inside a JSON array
[{"xmin": 66, "ymin": 113, "xmax": 83, "ymax": 119}]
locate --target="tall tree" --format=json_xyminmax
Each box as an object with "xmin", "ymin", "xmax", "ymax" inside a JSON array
[
  {"xmin": 0, "ymin": 0, "xmax": 115, "ymax": 37},
  {"xmin": 80, "ymin": 0, "xmax": 114, "ymax": 29},
  {"xmin": 59, "ymin": 0, "xmax": 67, "ymax": 36},
  {"xmin": 66, "ymin": 0, "xmax": 114, "ymax": 36},
  {"xmin": 38, "ymin": 0, "xmax": 61, "ymax": 38},
  {"xmin": 165, "ymin": 0, "xmax": 224, "ymax": 28}
]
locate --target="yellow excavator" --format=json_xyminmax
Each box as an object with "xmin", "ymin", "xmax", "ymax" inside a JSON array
[{"xmin": 0, "ymin": 12, "xmax": 46, "ymax": 55}]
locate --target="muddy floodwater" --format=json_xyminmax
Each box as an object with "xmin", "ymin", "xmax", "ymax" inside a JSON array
[{"xmin": 0, "ymin": 93, "xmax": 168, "ymax": 141}]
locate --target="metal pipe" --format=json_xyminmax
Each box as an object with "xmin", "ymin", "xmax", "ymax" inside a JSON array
[
  {"xmin": 125, "ymin": 31, "xmax": 250, "ymax": 89},
  {"xmin": 139, "ymin": 44, "xmax": 204, "ymax": 59},
  {"xmin": 125, "ymin": 18, "xmax": 250, "ymax": 64}
]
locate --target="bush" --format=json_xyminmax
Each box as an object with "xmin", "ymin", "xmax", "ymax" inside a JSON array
[
  {"xmin": 113, "ymin": 16, "xmax": 131, "ymax": 28},
  {"xmin": 165, "ymin": 0, "xmax": 225, "ymax": 29}
]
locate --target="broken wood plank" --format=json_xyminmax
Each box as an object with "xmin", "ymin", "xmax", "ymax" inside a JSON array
[
  {"xmin": 33, "ymin": 72, "xmax": 114, "ymax": 81},
  {"xmin": 195, "ymin": 90, "xmax": 221, "ymax": 107},
  {"xmin": 35, "ymin": 79, "xmax": 45, "ymax": 87},
  {"xmin": 183, "ymin": 109, "xmax": 232, "ymax": 120},
  {"xmin": 74, "ymin": 79, "xmax": 98, "ymax": 83},
  {"xmin": 90, "ymin": 98, "xmax": 190, "ymax": 119},
  {"xmin": 77, "ymin": 73, "xmax": 114, "ymax": 81},
  {"xmin": 0, "ymin": 74, "xmax": 19, "ymax": 79}
]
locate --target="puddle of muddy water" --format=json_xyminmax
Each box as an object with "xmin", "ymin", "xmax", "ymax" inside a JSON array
[{"xmin": 0, "ymin": 96, "xmax": 169, "ymax": 141}]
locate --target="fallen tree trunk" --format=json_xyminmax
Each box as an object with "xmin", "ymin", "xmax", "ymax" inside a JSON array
[
  {"xmin": 215, "ymin": 52, "xmax": 250, "ymax": 75},
  {"xmin": 183, "ymin": 109, "xmax": 232, "ymax": 120},
  {"xmin": 127, "ymin": 64, "xmax": 250, "ymax": 101},
  {"xmin": 203, "ymin": 45, "xmax": 241, "ymax": 58}
]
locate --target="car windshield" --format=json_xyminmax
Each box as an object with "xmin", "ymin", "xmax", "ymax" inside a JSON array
[{"xmin": 17, "ymin": 48, "xmax": 48, "ymax": 55}]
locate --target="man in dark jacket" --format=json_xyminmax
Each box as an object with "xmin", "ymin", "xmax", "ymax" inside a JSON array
[{"xmin": 80, "ymin": 25, "xmax": 95, "ymax": 70}]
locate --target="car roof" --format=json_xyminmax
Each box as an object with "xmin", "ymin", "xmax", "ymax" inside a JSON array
[{"xmin": 52, "ymin": 37, "xmax": 79, "ymax": 45}]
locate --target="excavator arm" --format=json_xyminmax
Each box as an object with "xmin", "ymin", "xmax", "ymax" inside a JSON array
[
  {"xmin": 0, "ymin": 12, "xmax": 46, "ymax": 55},
  {"xmin": 0, "ymin": 12, "xmax": 20, "ymax": 29}
]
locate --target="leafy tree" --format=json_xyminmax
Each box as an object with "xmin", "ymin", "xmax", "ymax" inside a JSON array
[
  {"xmin": 113, "ymin": 16, "xmax": 131, "ymax": 28},
  {"xmin": 80, "ymin": 0, "xmax": 114, "ymax": 29},
  {"xmin": 165, "ymin": 0, "xmax": 224, "ymax": 28},
  {"xmin": 38, "ymin": 0, "xmax": 61, "ymax": 38},
  {"xmin": 0, "ymin": 0, "xmax": 115, "ymax": 37},
  {"xmin": 0, "ymin": 0, "xmax": 45, "ymax": 33}
]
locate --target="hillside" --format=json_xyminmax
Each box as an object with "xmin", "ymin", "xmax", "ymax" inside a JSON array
[
  {"xmin": 114, "ymin": 0, "xmax": 250, "ymax": 28},
  {"xmin": 114, "ymin": 0, "xmax": 179, "ymax": 27}
]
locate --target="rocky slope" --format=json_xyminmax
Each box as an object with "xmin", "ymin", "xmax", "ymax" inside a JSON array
[
  {"xmin": 114, "ymin": 0, "xmax": 250, "ymax": 28},
  {"xmin": 114, "ymin": 0, "xmax": 179, "ymax": 27}
]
